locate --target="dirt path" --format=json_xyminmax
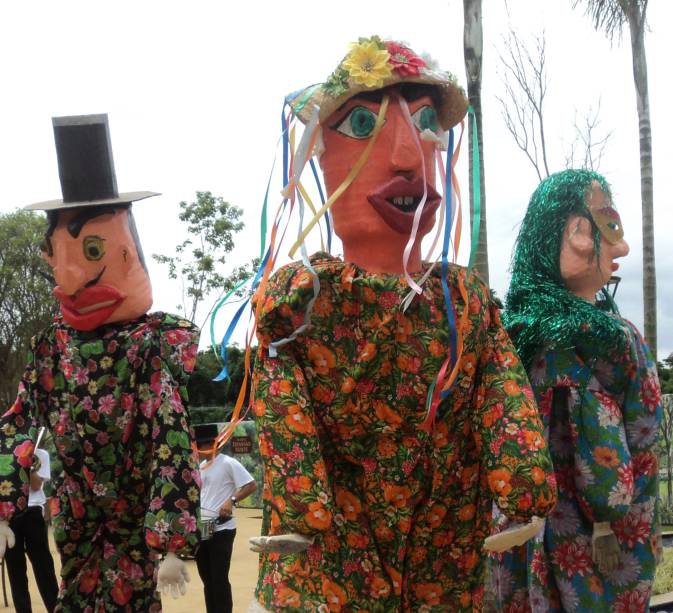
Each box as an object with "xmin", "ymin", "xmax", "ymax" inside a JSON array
[{"xmin": 1, "ymin": 508, "xmax": 263, "ymax": 613}]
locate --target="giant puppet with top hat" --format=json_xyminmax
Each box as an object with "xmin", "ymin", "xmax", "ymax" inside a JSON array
[
  {"xmin": 210, "ymin": 36, "xmax": 558, "ymax": 612},
  {"xmin": 0, "ymin": 114, "xmax": 200, "ymax": 611}
]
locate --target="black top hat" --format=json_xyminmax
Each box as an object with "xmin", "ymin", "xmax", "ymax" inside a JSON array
[
  {"xmin": 25, "ymin": 113, "xmax": 158, "ymax": 211},
  {"xmin": 194, "ymin": 423, "xmax": 220, "ymax": 446}
]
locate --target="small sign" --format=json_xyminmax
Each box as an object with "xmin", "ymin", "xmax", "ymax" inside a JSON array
[{"xmin": 231, "ymin": 436, "xmax": 252, "ymax": 454}]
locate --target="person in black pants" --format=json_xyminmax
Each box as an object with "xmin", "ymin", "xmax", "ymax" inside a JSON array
[
  {"xmin": 196, "ymin": 430, "xmax": 257, "ymax": 613},
  {"xmin": 4, "ymin": 446, "xmax": 59, "ymax": 613}
]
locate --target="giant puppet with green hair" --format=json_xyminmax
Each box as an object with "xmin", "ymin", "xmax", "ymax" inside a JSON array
[
  {"xmin": 214, "ymin": 36, "xmax": 558, "ymax": 612},
  {"xmin": 489, "ymin": 169, "xmax": 662, "ymax": 612}
]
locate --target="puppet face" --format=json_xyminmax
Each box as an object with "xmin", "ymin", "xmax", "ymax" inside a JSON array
[
  {"xmin": 43, "ymin": 207, "xmax": 152, "ymax": 330},
  {"xmin": 560, "ymin": 181, "xmax": 629, "ymax": 301},
  {"xmin": 319, "ymin": 88, "xmax": 440, "ymax": 272}
]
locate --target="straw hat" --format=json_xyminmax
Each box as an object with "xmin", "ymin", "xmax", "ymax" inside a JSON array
[{"xmin": 287, "ymin": 36, "xmax": 468, "ymax": 131}]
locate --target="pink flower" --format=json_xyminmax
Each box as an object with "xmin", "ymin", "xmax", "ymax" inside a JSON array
[
  {"xmin": 385, "ymin": 42, "xmax": 426, "ymax": 76},
  {"xmin": 14, "ymin": 440, "xmax": 34, "ymax": 468},
  {"xmin": 552, "ymin": 540, "xmax": 592, "ymax": 577}
]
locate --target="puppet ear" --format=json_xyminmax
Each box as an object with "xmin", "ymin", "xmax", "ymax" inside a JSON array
[{"xmin": 564, "ymin": 215, "xmax": 595, "ymax": 258}]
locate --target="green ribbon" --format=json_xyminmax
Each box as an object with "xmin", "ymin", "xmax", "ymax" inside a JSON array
[{"xmin": 467, "ymin": 107, "xmax": 481, "ymax": 273}]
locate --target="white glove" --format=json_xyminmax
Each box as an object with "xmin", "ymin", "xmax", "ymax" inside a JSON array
[
  {"xmin": 484, "ymin": 516, "xmax": 544, "ymax": 553},
  {"xmin": 157, "ymin": 552, "xmax": 190, "ymax": 599},
  {"xmin": 0, "ymin": 520, "xmax": 15, "ymax": 560},
  {"xmin": 249, "ymin": 533, "xmax": 314, "ymax": 554},
  {"xmin": 592, "ymin": 521, "xmax": 621, "ymax": 574}
]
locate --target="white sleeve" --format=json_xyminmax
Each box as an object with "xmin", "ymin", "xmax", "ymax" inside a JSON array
[
  {"xmin": 35, "ymin": 448, "xmax": 51, "ymax": 481},
  {"xmin": 229, "ymin": 457, "xmax": 254, "ymax": 489}
]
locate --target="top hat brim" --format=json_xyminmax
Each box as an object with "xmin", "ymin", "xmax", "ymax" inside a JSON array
[{"xmin": 24, "ymin": 191, "xmax": 160, "ymax": 211}]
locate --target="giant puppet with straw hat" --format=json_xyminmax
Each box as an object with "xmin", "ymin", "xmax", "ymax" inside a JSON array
[
  {"xmin": 0, "ymin": 114, "xmax": 201, "ymax": 611},
  {"xmin": 229, "ymin": 36, "xmax": 558, "ymax": 612}
]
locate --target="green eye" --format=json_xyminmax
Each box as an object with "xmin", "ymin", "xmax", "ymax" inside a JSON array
[
  {"xmin": 83, "ymin": 236, "xmax": 105, "ymax": 261},
  {"xmin": 334, "ymin": 106, "xmax": 377, "ymax": 139},
  {"xmin": 411, "ymin": 105, "xmax": 439, "ymax": 133},
  {"xmin": 608, "ymin": 222, "xmax": 620, "ymax": 231}
]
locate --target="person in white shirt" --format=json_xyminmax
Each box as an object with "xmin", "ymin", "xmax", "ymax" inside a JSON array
[
  {"xmin": 4, "ymin": 445, "xmax": 59, "ymax": 613},
  {"xmin": 197, "ymin": 435, "xmax": 256, "ymax": 613}
]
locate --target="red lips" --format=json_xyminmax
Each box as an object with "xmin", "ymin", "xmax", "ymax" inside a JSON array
[
  {"xmin": 367, "ymin": 177, "xmax": 441, "ymax": 235},
  {"xmin": 53, "ymin": 284, "xmax": 126, "ymax": 331}
]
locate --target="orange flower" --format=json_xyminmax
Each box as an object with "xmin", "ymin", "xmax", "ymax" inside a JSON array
[
  {"xmin": 395, "ymin": 314, "xmax": 413, "ymax": 342},
  {"xmin": 461, "ymin": 353, "xmax": 477, "ymax": 378},
  {"xmin": 385, "ymin": 565, "xmax": 402, "ymax": 596},
  {"xmin": 342, "ymin": 301, "xmax": 361, "ymax": 316},
  {"xmin": 335, "ymin": 488, "xmax": 362, "ymax": 521},
  {"xmin": 415, "ymin": 583, "xmax": 442, "ymax": 606},
  {"xmin": 286, "ymin": 475, "xmax": 313, "ymax": 494},
  {"xmin": 341, "ymin": 377, "xmax": 356, "ymax": 393},
  {"xmin": 383, "ymin": 484, "xmax": 410, "ymax": 508},
  {"xmin": 322, "ymin": 578, "xmax": 348, "ymax": 612},
  {"xmin": 589, "ymin": 575, "xmax": 604, "ymax": 595},
  {"xmin": 460, "ymin": 591, "xmax": 472, "ymax": 608},
  {"xmin": 313, "ymin": 295, "xmax": 334, "ymax": 316},
  {"xmin": 503, "ymin": 380, "xmax": 521, "ymax": 396},
  {"xmin": 460, "ymin": 550, "xmax": 479, "ymax": 570},
  {"xmin": 276, "ymin": 586, "xmax": 302, "ymax": 608},
  {"xmin": 377, "ymin": 437, "xmax": 397, "ymax": 458},
  {"xmin": 524, "ymin": 429, "xmax": 545, "ymax": 450},
  {"xmin": 374, "ymin": 524, "xmax": 394, "ymax": 542},
  {"xmin": 488, "ymin": 468, "xmax": 512, "ymax": 497},
  {"xmin": 311, "ymin": 384, "xmax": 334, "ymax": 404},
  {"xmin": 374, "ymin": 400, "xmax": 402, "ymax": 427},
  {"xmin": 433, "ymin": 422, "xmax": 449, "ymax": 447},
  {"xmin": 531, "ymin": 466, "xmax": 546, "ymax": 485},
  {"xmin": 304, "ymin": 501, "xmax": 332, "ymax": 531},
  {"xmin": 284, "ymin": 405, "xmax": 315, "ymax": 435},
  {"xmin": 358, "ymin": 342, "xmax": 377, "ymax": 362},
  {"xmin": 272, "ymin": 496, "xmax": 286, "ymax": 514},
  {"xmin": 278, "ymin": 380, "xmax": 293, "ymax": 394},
  {"xmin": 308, "ymin": 343, "xmax": 336, "ymax": 375},
  {"xmin": 324, "ymin": 533, "xmax": 340, "ymax": 553},
  {"xmin": 361, "ymin": 286, "xmax": 377, "ymax": 304},
  {"xmin": 593, "ymin": 446, "xmax": 620, "ymax": 468},
  {"xmin": 458, "ymin": 503, "xmax": 476, "ymax": 522},
  {"xmin": 346, "ymin": 532, "xmax": 369, "ymax": 549},
  {"xmin": 428, "ymin": 503, "xmax": 447, "ymax": 529},
  {"xmin": 460, "ymin": 464, "xmax": 479, "ymax": 489},
  {"xmin": 379, "ymin": 360, "xmax": 392, "ymax": 376},
  {"xmin": 291, "ymin": 270, "xmax": 314, "ymax": 289},
  {"xmin": 252, "ymin": 399, "xmax": 266, "ymax": 417},
  {"xmin": 428, "ymin": 339, "xmax": 446, "ymax": 357},
  {"xmin": 370, "ymin": 576, "xmax": 391, "ymax": 598}
]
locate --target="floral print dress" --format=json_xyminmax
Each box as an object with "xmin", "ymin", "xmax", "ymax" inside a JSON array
[
  {"xmin": 251, "ymin": 254, "xmax": 557, "ymax": 612},
  {"xmin": 489, "ymin": 318, "xmax": 662, "ymax": 613},
  {"xmin": 0, "ymin": 312, "xmax": 201, "ymax": 612}
]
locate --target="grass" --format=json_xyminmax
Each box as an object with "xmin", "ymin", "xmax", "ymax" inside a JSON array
[{"xmin": 654, "ymin": 547, "xmax": 673, "ymax": 596}]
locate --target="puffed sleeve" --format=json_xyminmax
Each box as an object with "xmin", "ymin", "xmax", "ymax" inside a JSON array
[
  {"xmin": 0, "ymin": 335, "xmax": 49, "ymax": 520},
  {"xmin": 251, "ymin": 265, "xmax": 335, "ymax": 537},
  {"xmin": 471, "ymin": 286, "xmax": 557, "ymax": 523},
  {"xmin": 141, "ymin": 315, "xmax": 202, "ymax": 556}
]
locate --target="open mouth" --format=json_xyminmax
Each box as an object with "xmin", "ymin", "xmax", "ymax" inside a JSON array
[
  {"xmin": 75, "ymin": 300, "xmax": 119, "ymax": 315},
  {"xmin": 368, "ymin": 177, "xmax": 441, "ymax": 235}
]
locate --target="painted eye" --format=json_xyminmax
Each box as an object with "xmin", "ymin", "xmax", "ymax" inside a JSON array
[
  {"xmin": 334, "ymin": 106, "xmax": 378, "ymax": 139},
  {"xmin": 608, "ymin": 221, "xmax": 620, "ymax": 231},
  {"xmin": 83, "ymin": 236, "xmax": 105, "ymax": 261},
  {"xmin": 411, "ymin": 105, "xmax": 439, "ymax": 133}
]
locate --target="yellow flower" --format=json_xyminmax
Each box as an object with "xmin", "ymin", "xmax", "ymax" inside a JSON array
[
  {"xmin": 0, "ymin": 480, "xmax": 14, "ymax": 496},
  {"xmin": 343, "ymin": 41, "xmax": 392, "ymax": 88},
  {"xmin": 157, "ymin": 444, "xmax": 171, "ymax": 460}
]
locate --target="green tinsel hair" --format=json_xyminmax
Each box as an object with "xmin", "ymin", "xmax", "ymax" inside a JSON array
[{"xmin": 504, "ymin": 169, "xmax": 626, "ymax": 369}]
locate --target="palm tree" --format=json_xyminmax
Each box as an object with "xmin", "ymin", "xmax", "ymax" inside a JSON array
[
  {"xmin": 575, "ymin": 0, "xmax": 657, "ymax": 357},
  {"xmin": 463, "ymin": 0, "xmax": 489, "ymax": 283}
]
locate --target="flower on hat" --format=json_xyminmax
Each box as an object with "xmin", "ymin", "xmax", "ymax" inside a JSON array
[
  {"xmin": 342, "ymin": 38, "xmax": 393, "ymax": 89},
  {"xmin": 385, "ymin": 41, "xmax": 426, "ymax": 77}
]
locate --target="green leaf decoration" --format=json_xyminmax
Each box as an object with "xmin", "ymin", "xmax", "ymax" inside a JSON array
[
  {"xmin": 0, "ymin": 455, "xmax": 15, "ymax": 476},
  {"xmin": 79, "ymin": 340, "xmax": 105, "ymax": 359}
]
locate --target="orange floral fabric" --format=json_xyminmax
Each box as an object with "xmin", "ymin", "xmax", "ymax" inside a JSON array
[{"xmin": 252, "ymin": 254, "xmax": 556, "ymax": 611}]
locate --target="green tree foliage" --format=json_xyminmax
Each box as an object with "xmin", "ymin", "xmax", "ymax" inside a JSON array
[
  {"xmin": 0, "ymin": 210, "xmax": 58, "ymax": 409},
  {"xmin": 153, "ymin": 191, "xmax": 250, "ymax": 326},
  {"xmin": 188, "ymin": 346, "xmax": 253, "ymax": 423}
]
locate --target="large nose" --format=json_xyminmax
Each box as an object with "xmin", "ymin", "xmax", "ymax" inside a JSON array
[
  {"xmin": 389, "ymin": 104, "xmax": 422, "ymax": 178},
  {"xmin": 53, "ymin": 263, "xmax": 87, "ymax": 296},
  {"xmin": 614, "ymin": 237, "xmax": 630, "ymax": 259}
]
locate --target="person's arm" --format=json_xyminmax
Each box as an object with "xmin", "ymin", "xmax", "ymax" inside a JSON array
[
  {"xmin": 219, "ymin": 479, "xmax": 257, "ymax": 519},
  {"xmin": 474, "ymin": 294, "xmax": 557, "ymax": 523}
]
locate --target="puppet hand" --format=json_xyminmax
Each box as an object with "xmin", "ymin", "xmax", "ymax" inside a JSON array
[
  {"xmin": 249, "ymin": 534, "xmax": 314, "ymax": 554},
  {"xmin": 157, "ymin": 552, "xmax": 190, "ymax": 599},
  {"xmin": 592, "ymin": 522, "xmax": 621, "ymax": 574},
  {"xmin": 0, "ymin": 521, "xmax": 16, "ymax": 560},
  {"xmin": 484, "ymin": 516, "xmax": 544, "ymax": 553}
]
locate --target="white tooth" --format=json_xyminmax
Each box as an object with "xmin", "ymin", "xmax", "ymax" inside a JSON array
[
  {"xmin": 405, "ymin": 196, "xmax": 414, "ymax": 206},
  {"xmin": 393, "ymin": 197, "xmax": 403, "ymax": 205},
  {"xmin": 76, "ymin": 300, "xmax": 117, "ymax": 314}
]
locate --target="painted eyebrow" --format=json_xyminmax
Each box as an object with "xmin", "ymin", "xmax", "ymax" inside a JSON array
[{"xmin": 67, "ymin": 206, "xmax": 122, "ymax": 238}]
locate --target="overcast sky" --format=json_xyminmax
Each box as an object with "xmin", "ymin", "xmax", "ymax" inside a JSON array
[{"xmin": 1, "ymin": 1, "xmax": 671, "ymax": 360}]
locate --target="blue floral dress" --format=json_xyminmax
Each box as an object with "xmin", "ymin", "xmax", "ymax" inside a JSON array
[
  {"xmin": 0, "ymin": 312, "xmax": 201, "ymax": 612},
  {"xmin": 489, "ymin": 317, "xmax": 662, "ymax": 613}
]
